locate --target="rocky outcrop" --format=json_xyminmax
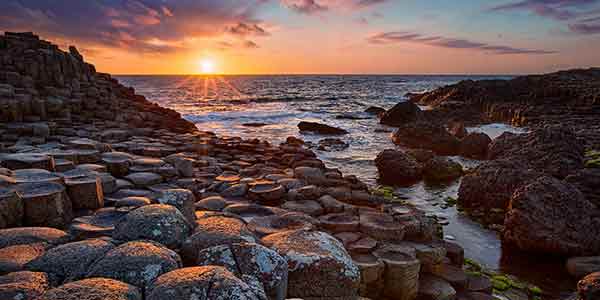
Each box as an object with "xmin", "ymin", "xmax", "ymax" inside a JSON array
[
  {"xmin": 392, "ymin": 122, "xmax": 460, "ymax": 156},
  {"xmin": 298, "ymin": 121, "xmax": 348, "ymax": 135},
  {"xmin": 380, "ymin": 101, "xmax": 423, "ymax": 126},
  {"xmin": 375, "ymin": 149, "xmax": 423, "ymax": 185}
]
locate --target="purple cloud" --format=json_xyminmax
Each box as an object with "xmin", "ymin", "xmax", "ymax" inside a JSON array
[
  {"xmin": 281, "ymin": 0, "xmax": 387, "ymax": 14},
  {"xmin": 367, "ymin": 31, "xmax": 556, "ymax": 55},
  {"xmin": 0, "ymin": 0, "xmax": 270, "ymax": 52}
]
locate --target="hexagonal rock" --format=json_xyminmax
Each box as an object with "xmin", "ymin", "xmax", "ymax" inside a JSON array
[
  {"xmin": 0, "ymin": 271, "xmax": 49, "ymax": 300},
  {"xmin": 36, "ymin": 278, "xmax": 142, "ymax": 300},
  {"xmin": 164, "ymin": 154, "xmax": 195, "ymax": 177},
  {"xmin": 114, "ymin": 197, "xmax": 151, "ymax": 208},
  {"xmin": 359, "ymin": 211, "xmax": 405, "ymax": 242},
  {"xmin": 223, "ymin": 203, "xmax": 277, "ymax": 221},
  {"xmin": 101, "ymin": 152, "xmax": 133, "ymax": 177},
  {"xmin": 247, "ymin": 213, "xmax": 317, "ymax": 237},
  {"xmin": 0, "ymin": 227, "xmax": 68, "ymax": 248},
  {"xmin": 180, "ymin": 216, "xmax": 256, "ymax": 264},
  {"xmin": 352, "ymin": 253, "xmax": 385, "ymax": 299},
  {"xmin": 13, "ymin": 169, "xmax": 62, "ymax": 184},
  {"xmin": 156, "ymin": 189, "xmax": 196, "ymax": 225},
  {"xmin": 281, "ymin": 200, "xmax": 324, "ymax": 217},
  {"xmin": 64, "ymin": 176, "xmax": 104, "ymax": 210},
  {"xmin": 197, "ymin": 242, "xmax": 288, "ymax": 300},
  {"xmin": 1, "ymin": 153, "xmax": 55, "ymax": 171},
  {"xmin": 69, "ymin": 207, "xmax": 130, "ymax": 240},
  {"xmin": 26, "ymin": 238, "xmax": 116, "ymax": 283},
  {"xmin": 373, "ymin": 245, "xmax": 421, "ymax": 300},
  {"xmin": 113, "ymin": 204, "xmax": 191, "ymax": 249},
  {"xmin": 195, "ymin": 196, "xmax": 227, "ymax": 211},
  {"xmin": 262, "ymin": 229, "xmax": 360, "ymax": 299},
  {"xmin": 146, "ymin": 266, "xmax": 267, "ymax": 300},
  {"xmin": 247, "ymin": 182, "xmax": 286, "ymax": 206},
  {"xmin": 16, "ymin": 182, "xmax": 73, "ymax": 228},
  {"xmin": 0, "ymin": 187, "xmax": 24, "ymax": 229},
  {"xmin": 319, "ymin": 213, "xmax": 360, "ymax": 233},
  {"xmin": 124, "ymin": 172, "xmax": 162, "ymax": 188},
  {"xmin": 0, "ymin": 242, "xmax": 46, "ymax": 274},
  {"xmin": 418, "ymin": 274, "xmax": 456, "ymax": 300},
  {"xmin": 86, "ymin": 241, "xmax": 182, "ymax": 289}
]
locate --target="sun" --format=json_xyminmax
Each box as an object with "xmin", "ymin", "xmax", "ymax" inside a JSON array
[{"xmin": 199, "ymin": 58, "xmax": 216, "ymax": 74}]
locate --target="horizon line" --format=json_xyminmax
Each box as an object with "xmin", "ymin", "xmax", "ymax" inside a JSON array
[{"xmin": 112, "ymin": 73, "xmax": 519, "ymax": 76}]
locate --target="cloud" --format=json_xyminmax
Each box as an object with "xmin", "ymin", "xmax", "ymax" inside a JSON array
[
  {"xmin": 489, "ymin": 0, "xmax": 600, "ymax": 34},
  {"xmin": 0, "ymin": 0, "xmax": 270, "ymax": 52},
  {"xmin": 281, "ymin": 0, "xmax": 387, "ymax": 14},
  {"xmin": 367, "ymin": 31, "xmax": 556, "ymax": 55}
]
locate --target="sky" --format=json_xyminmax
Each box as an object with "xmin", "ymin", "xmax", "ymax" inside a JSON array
[{"xmin": 1, "ymin": 0, "xmax": 600, "ymax": 75}]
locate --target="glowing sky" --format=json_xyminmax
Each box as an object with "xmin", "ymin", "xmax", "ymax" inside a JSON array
[{"xmin": 1, "ymin": 0, "xmax": 600, "ymax": 74}]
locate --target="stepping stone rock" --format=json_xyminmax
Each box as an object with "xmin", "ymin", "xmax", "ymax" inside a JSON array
[
  {"xmin": 0, "ymin": 243, "xmax": 46, "ymax": 274},
  {"xmin": 73, "ymin": 150, "xmax": 101, "ymax": 164},
  {"xmin": 419, "ymin": 274, "xmax": 457, "ymax": 300},
  {"xmin": 1, "ymin": 153, "xmax": 55, "ymax": 171},
  {"xmin": 17, "ymin": 182, "xmax": 73, "ymax": 228},
  {"xmin": 164, "ymin": 154, "xmax": 194, "ymax": 177},
  {"xmin": 156, "ymin": 189, "xmax": 196, "ymax": 225},
  {"xmin": 113, "ymin": 204, "xmax": 191, "ymax": 249},
  {"xmin": 319, "ymin": 213, "xmax": 360, "ymax": 233},
  {"xmin": 195, "ymin": 196, "xmax": 227, "ymax": 211},
  {"xmin": 197, "ymin": 242, "xmax": 288, "ymax": 300},
  {"xmin": 181, "ymin": 216, "xmax": 256, "ymax": 264},
  {"xmin": 247, "ymin": 182, "xmax": 286, "ymax": 206},
  {"xmin": 223, "ymin": 203, "xmax": 277, "ymax": 221},
  {"xmin": 114, "ymin": 196, "xmax": 151, "ymax": 208},
  {"xmin": 466, "ymin": 274, "xmax": 493, "ymax": 294},
  {"xmin": 26, "ymin": 238, "xmax": 115, "ymax": 282},
  {"xmin": 262, "ymin": 229, "xmax": 360, "ymax": 299},
  {"xmin": 0, "ymin": 271, "xmax": 49, "ymax": 300},
  {"xmin": 101, "ymin": 152, "xmax": 133, "ymax": 177},
  {"xmin": 86, "ymin": 241, "xmax": 182, "ymax": 289},
  {"xmin": 0, "ymin": 227, "xmax": 68, "ymax": 249},
  {"xmin": 75, "ymin": 164, "xmax": 107, "ymax": 173},
  {"xmin": 430, "ymin": 263, "xmax": 468, "ymax": 290},
  {"xmin": 347, "ymin": 237, "xmax": 378, "ymax": 254},
  {"xmin": 221, "ymin": 183, "xmax": 249, "ymax": 198},
  {"xmin": 247, "ymin": 213, "xmax": 316, "ymax": 237},
  {"xmin": 359, "ymin": 211, "xmax": 405, "ymax": 242},
  {"xmin": 64, "ymin": 176, "xmax": 104, "ymax": 210},
  {"xmin": 146, "ymin": 266, "xmax": 266, "ymax": 300},
  {"xmin": 281, "ymin": 200, "xmax": 324, "ymax": 217},
  {"xmin": 68, "ymin": 207, "xmax": 130, "ymax": 240},
  {"xmin": 36, "ymin": 278, "xmax": 142, "ymax": 300},
  {"xmin": 13, "ymin": 169, "xmax": 62, "ymax": 184},
  {"xmin": 352, "ymin": 253, "xmax": 385, "ymax": 299},
  {"xmin": 124, "ymin": 172, "xmax": 162, "ymax": 188},
  {"xmin": 0, "ymin": 188, "xmax": 23, "ymax": 228},
  {"xmin": 373, "ymin": 245, "xmax": 421, "ymax": 300}
]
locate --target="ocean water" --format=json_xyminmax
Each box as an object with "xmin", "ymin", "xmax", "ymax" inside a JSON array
[{"xmin": 117, "ymin": 75, "xmax": 574, "ymax": 298}]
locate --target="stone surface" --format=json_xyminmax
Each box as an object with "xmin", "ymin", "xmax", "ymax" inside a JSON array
[
  {"xmin": 64, "ymin": 176, "xmax": 104, "ymax": 210},
  {"xmin": 298, "ymin": 121, "xmax": 348, "ymax": 135},
  {"xmin": 418, "ymin": 274, "xmax": 457, "ymax": 300},
  {"xmin": 375, "ymin": 149, "xmax": 422, "ymax": 185},
  {"xmin": 459, "ymin": 132, "xmax": 492, "ymax": 159},
  {"xmin": 567, "ymin": 257, "xmax": 600, "ymax": 278},
  {"xmin": 422, "ymin": 157, "xmax": 463, "ymax": 182},
  {"xmin": 380, "ymin": 101, "xmax": 423, "ymax": 127},
  {"xmin": 16, "ymin": 182, "xmax": 73, "ymax": 228},
  {"xmin": 0, "ymin": 187, "xmax": 23, "ymax": 228},
  {"xmin": 578, "ymin": 272, "xmax": 600, "ymax": 300},
  {"xmin": 36, "ymin": 278, "xmax": 142, "ymax": 300},
  {"xmin": 0, "ymin": 242, "xmax": 46, "ymax": 274},
  {"xmin": 392, "ymin": 122, "xmax": 460, "ymax": 156},
  {"xmin": 373, "ymin": 245, "xmax": 421, "ymax": 300},
  {"xmin": 0, "ymin": 271, "xmax": 49, "ymax": 300},
  {"xmin": 0, "ymin": 227, "xmax": 68, "ymax": 248},
  {"xmin": 262, "ymin": 229, "xmax": 360, "ymax": 299}
]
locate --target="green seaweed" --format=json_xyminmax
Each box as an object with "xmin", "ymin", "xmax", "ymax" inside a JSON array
[
  {"xmin": 373, "ymin": 185, "xmax": 395, "ymax": 199},
  {"xmin": 585, "ymin": 150, "xmax": 600, "ymax": 159},
  {"xmin": 492, "ymin": 276, "xmax": 510, "ymax": 291},
  {"xmin": 529, "ymin": 285, "xmax": 542, "ymax": 295},
  {"xmin": 585, "ymin": 158, "xmax": 600, "ymax": 168},
  {"xmin": 464, "ymin": 258, "xmax": 483, "ymax": 272}
]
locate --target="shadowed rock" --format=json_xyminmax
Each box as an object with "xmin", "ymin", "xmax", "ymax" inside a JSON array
[
  {"xmin": 298, "ymin": 121, "xmax": 348, "ymax": 135},
  {"xmin": 0, "ymin": 227, "xmax": 68, "ymax": 249},
  {"xmin": 36, "ymin": 278, "xmax": 142, "ymax": 300},
  {"xmin": 0, "ymin": 271, "xmax": 49, "ymax": 300}
]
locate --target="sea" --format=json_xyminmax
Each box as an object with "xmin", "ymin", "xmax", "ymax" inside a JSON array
[{"xmin": 116, "ymin": 75, "xmax": 575, "ymax": 299}]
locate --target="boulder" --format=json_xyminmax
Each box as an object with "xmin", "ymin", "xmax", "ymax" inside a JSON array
[
  {"xmin": 247, "ymin": 182, "xmax": 286, "ymax": 206},
  {"xmin": 422, "ymin": 157, "xmax": 463, "ymax": 182},
  {"xmin": 156, "ymin": 189, "xmax": 196, "ymax": 225},
  {"xmin": 262, "ymin": 229, "xmax": 360, "ymax": 299},
  {"xmin": 392, "ymin": 122, "xmax": 460, "ymax": 155},
  {"xmin": 0, "ymin": 227, "xmax": 68, "ymax": 249},
  {"xmin": 375, "ymin": 149, "xmax": 423, "ymax": 185},
  {"xmin": 164, "ymin": 154, "xmax": 194, "ymax": 177},
  {"xmin": 26, "ymin": 238, "xmax": 115, "ymax": 282},
  {"xmin": 578, "ymin": 272, "xmax": 600, "ymax": 300},
  {"xmin": 418, "ymin": 274, "xmax": 457, "ymax": 300},
  {"xmin": 281, "ymin": 200, "xmax": 324, "ymax": 217},
  {"xmin": 36, "ymin": 278, "xmax": 142, "ymax": 300},
  {"xmin": 16, "ymin": 182, "xmax": 73, "ymax": 228},
  {"xmin": 196, "ymin": 242, "xmax": 288, "ymax": 300},
  {"xmin": 448, "ymin": 121, "xmax": 467, "ymax": 139},
  {"xmin": 113, "ymin": 204, "xmax": 191, "ymax": 249},
  {"xmin": 0, "ymin": 243, "xmax": 46, "ymax": 274},
  {"xmin": 503, "ymin": 176, "xmax": 600, "ymax": 256},
  {"xmin": 86, "ymin": 241, "xmax": 182, "ymax": 289},
  {"xmin": 0, "ymin": 187, "xmax": 23, "ymax": 228},
  {"xmin": 0, "ymin": 271, "xmax": 49, "ymax": 300},
  {"xmin": 68, "ymin": 207, "xmax": 129, "ymax": 240},
  {"xmin": 195, "ymin": 196, "xmax": 227, "ymax": 211},
  {"xmin": 459, "ymin": 132, "xmax": 491, "ymax": 159},
  {"xmin": 365, "ymin": 106, "xmax": 386, "ymax": 117},
  {"xmin": 146, "ymin": 266, "xmax": 266, "ymax": 300},
  {"xmin": 298, "ymin": 121, "xmax": 348, "ymax": 135},
  {"xmin": 380, "ymin": 101, "xmax": 422, "ymax": 126}
]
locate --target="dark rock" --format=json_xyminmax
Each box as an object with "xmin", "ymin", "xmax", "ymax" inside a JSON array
[
  {"xmin": 1, "ymin": 153, "xmax": 55, "ymax": 171},
  {"xmin": 373, "ymin": 245, "xmax": 421, "ymax": 300},
  {"xmin": 68, "ymin": 207, "xmax": 129, "ymax": 240},
  {"xmin": 422, "ymin": 157, "xmax": 463, "ymax": 182},
  {"xmin": 567, "ymin": 257, "xmax": 600, "ymax": 278},
  {"xmin": 365, "ymin": 106, "xmax": 386, "ymax": 117},
  {"xmin": 459, "ymin": 132, "xmax": 492, "ymax": 159},
  {"xmin": 418, "ymin": 274, "xmax": 457, "ymax": 300},
  {"xmin": 375, "ymin": 149, "xmax": 423, "ymax": 184},
  {"xmin": 247, "ymin": 213, "xmax": 316, "ymax": 237},
  {"xmin": 380, "ymin": 101, "xmax": 422, "ymax": 126},
  {"xmin": 155, "ymin": 189, "xmax": 196, "ymax": 225},
  {"xmin": 0, "ymin": 187, "xmax": 23, "ymax": 228},
  {"xmin": 0, "ymin": 271, "xmax": 49, "ymax": 300},
  {"xmin": 359, "ymin": 211, "xmax": 405, "ymax": 242},
  {"xmin": 448, "ymin": 121, "xmax": 468, "ymax": 139},
  {"xmin": 0, "ymin": 227, "xmax": 68, "ymax": 248},
  {"xmin": 503, "ymin": 176, "xmax": 600, "ymax": 256},
  {"xmin": 578, "ymin": 272, "xmax": 600, "ymax": 300},
  {"xmin": 392, "ymin": 122, "xmax": 460, "ymax": 155},
  {"xmin": 317, "ymin": 138, "xmax": 349, "ymax": 151},
  {"xmin": 0, "ymin": 243, "xmax": 46, "ymax": 274},
  {"xmin": 16, "ymin": 182, "xmax": 73, "ymax": 228},
  {"xmin": 298, "ymin": 121, "xmax": 348, "ymax": 135},
  {"xmin": 36, "ymin": 278, "xmax": 142, "ymax": 300},
  {"xmin": 64, "ymin": 176, "xmax": 104, "ymax": 210}
]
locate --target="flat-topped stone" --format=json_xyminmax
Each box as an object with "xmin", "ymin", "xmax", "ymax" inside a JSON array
[
  {"xmin": 1, "ymin": 153, "xmax": 55, "ymax": 171},
  {"xmin": 124, "ymin": 172, "xmax": 162, "ymax": 188},
  {"xmin": 0, "ymin": 187, "xmax": 23, "ymax": 229},
  {"xmin": 16, "ymin": 182, "xmax": 73, "ymax": 228}
]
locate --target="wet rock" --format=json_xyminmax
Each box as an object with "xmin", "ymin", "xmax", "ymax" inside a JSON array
[
  {"xmin": 37, "ymin": 278, "xmax": 142, "ymax": 300},
  {"xmin": 64, "ymin": 176, "xmax": 104, "ymax": 210},
  {"xmin": 156, "ymin": 189, "xmax": 196, "ymax": 225},
  {"xmin": 86, "ymin": 240, "xmax": 182, "ymax": 289},
  {"xmin": 459, "ymin": 132, "xmax": 491, "ymax": 159},
  {"xmin": 448, "ymin": 121, "xmax": 467, "ymax": 139},
  {"xmin": 124, "ymin": 172, "xmax": 162, "ymax": 188},
  {"xmin": 503, "ymin": 176, "xmax": 600, "ymax": 256},
  {"xmin": 375, "ymin": 149, "xmax": 423, "ymax": 185},
  {"xmin": 0, "ymin": 187, "xmax": 23, "ymax": 228},
  {"xmin": 317, "ymin": 138, "xmax": 349, "ymax": 151},
  {"xmin": 0, "ymin": 271, "xmax": 49, "ymax": 300},
  {"xmin": 0, "ymin": 243, "xmax": 46, "ymax": 274},
  {"xmin": 1, "ymin": 153, "xmax": 55, "ymax": 171},
  {"xmin": 294, "ymin": 166, "xmax": 327, "ymax": 185},
  {"xmin": 365, "ymin": 106, "xmax": 386, "ymax": 117},
  {"xmin": 443, "ymin": 241, "xmax": 465, "ymax": 267},
  {"xmin": 146, "ymin": 266, "xmax": 266, "ymax": 300},
  {"xmin": 566, "ymin": 168, "xmax": 600, "ymax": 208},
  {"xmin": 262, "ymin": 229, "xmax": 360, "ymax": 299},
  {"xmin": 26, "ymin": 238, "xmax": 115, "ymax": 282},
  {"xmin": 430, "ymin": 263, "xmax": 468, "ymax": 290},
  {"xmin": 113, "ymin": 204, "xmax": 191, "ymax": 249},
  {"xmin": 68, "ymin": 207, "xmax": 129, "ymax": 240},
  {"xmin": 578, "ymin": 272, "xmax": 600, "ymax": 300},
  {"xmin": 418, "ymin": 274, "xmax": 457, "ymax": 300},
  {"xmin": 422, "ymin": 157, "xmax": 463, "ymax": 182},
  {"xmin": 380, "ymin": 101, "xmax": 423, "ymax": 126},
  {"xmin": 567, "ymin": 257, "xmax": 600, "ymax": 278},
  {"xmin": 298, "ymin": 121, "xmax": 348, "ymax": 135},
  {"xmin": 373, "ymin": 245, "xmax": 421, "ymax": 300},
  {"xmin": 360, "ymin": 211, "xmax": 405, "ymax": 242},
  {"xmin": 281, "ymin": 200, "xmax": 324, "ymax": 217},
  {"xmin": 196, "ymin": 242, "xmax": 288, "ymax": 300},
  {"xmin": 180, "ymin": 215, "xmax": 256, "ymax": 264},
  {"xmin": 392, "ymin": 122, "xmax": 460, "ymax": 155},
  {"xmin": 0, "ymin": 227, "xmax": 68, "ymax": 249},
  {"xmin": 16, "ymin": 182, "xmax": 73, "ymax": 228}
]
